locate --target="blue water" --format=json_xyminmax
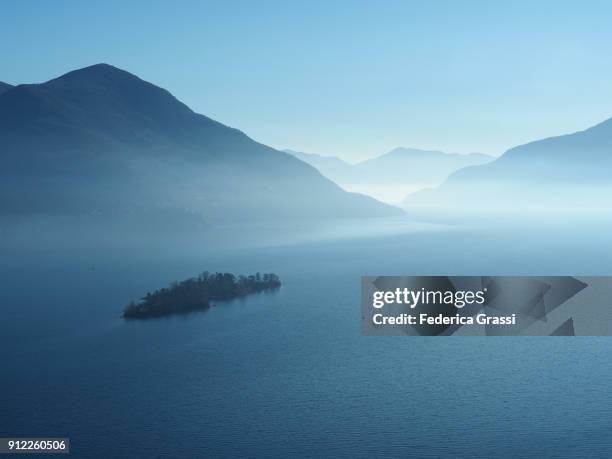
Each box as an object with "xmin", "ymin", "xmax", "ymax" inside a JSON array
[{"xmin": 2, "ymin": 222, "xmax": 612, "ymax": 458}]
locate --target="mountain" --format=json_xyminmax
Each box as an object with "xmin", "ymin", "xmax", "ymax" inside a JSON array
[
  {"xmin": 284, "ymin": 149, "xmax": 353, "ymax": 177},
  {"xmin": 403, "ymin": 118, "xmax": 612, "ymax": 213},
  {"xmin": 287, "ymin": 147, "xmax": 492, "ymax": 204},
  {"xmin": 0, "ymin": 64, "xmax": 400, "ymax": 222},
  {"xmin": 355, "ymin": 148, "xmax": 492, "ymax": 184},
  {"xmin": 0, "ymin": 82, "xmax": 12, "ymax": 95}
]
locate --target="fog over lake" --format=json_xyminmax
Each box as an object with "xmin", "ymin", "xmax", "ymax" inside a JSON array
[{"xmin": 3, "ymin": 216, "xmax": 612, "ymax": 458}]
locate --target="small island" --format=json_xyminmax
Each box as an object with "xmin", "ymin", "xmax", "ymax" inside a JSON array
[{"xmin": 123, "ymin": 271, "xmax": 281, "ymax": 319}]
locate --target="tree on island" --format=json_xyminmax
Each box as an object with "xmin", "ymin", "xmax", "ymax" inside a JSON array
[{"xmin": 123, "ymin": 271, "xmax": 281, "ymax": 319}]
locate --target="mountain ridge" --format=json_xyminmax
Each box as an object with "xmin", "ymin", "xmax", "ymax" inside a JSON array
[
  {"xmin": 287, "ymin": 147, "xmax": 493, "ymax": 204},
  {"xmin": 404, "ymin": 117, "xmax": 612, "ymax": 211},
  {"xmin": 358, "ymin": 147, "xmax": 492, "ymax": 165},
  {"xmin": 0, "ymin": 64, "xmax": 401, "ymax": 221}
]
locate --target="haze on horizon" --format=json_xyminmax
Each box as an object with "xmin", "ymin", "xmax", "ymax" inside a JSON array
[{"xmin": 4, "ymin": 0, "xmax": 612, "ymax": 162}]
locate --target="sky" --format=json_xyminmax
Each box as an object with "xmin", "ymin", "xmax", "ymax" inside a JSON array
[{"xmin": 3, "ymin": 0, "xmax": 612, "ymax": 161}]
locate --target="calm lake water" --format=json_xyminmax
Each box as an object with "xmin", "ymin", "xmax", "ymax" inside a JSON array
[{"xmin": 2, "ymin": 219, "xmax": 612, "ymax": 458}]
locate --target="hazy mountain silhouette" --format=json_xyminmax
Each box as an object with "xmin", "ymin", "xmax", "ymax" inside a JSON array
[
  {"xmin": 0, "ymin": 64, "xmax": 400, "ymax": 222},
  {"xmin": 0, "ymin": 82, "xmax": 12, "ymax": 95},
  {"xmin": 404, "ymin": 119, "xmax": 612, "ymax": 212},
  {"xmin": 355, "ymin": 148, "xmax": 492, "ymax": 183},
  {"xmin": 284, "ymin": 149, "xmax": 353, "ymax": 177},
  {"xmin": 287, "ymin": 147, "xmax": 492, "ymax": 204}
]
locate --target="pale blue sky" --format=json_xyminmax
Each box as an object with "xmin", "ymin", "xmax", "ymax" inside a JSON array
[{"xmin": 3, "ymin": 0, "xmax": 612, "ymax": 161}]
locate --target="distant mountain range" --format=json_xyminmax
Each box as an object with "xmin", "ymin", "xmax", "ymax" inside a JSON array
[
  {"xmin": 284, "ymin": 149, "xmax": 354, "ymax": 178},
  {"xmin": 404, "ymin": 118, "xmax": 612, "ymax": 213},
  {"xmin": 0, "ymin": 64, "xmax": 400, "ymax": 223},
  {"xmin": 287, "ymin": 147, "xmax": 493, "ymax": 204}
]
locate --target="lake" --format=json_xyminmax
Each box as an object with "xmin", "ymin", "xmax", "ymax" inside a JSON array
[{"xmin": 2, "ymin": 218, "xmax": 612, "ymax": 458}]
